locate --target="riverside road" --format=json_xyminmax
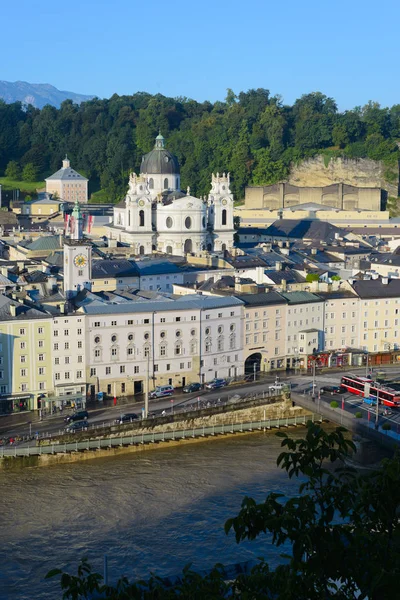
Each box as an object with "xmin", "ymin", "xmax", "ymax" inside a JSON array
[{"xmin": 2, "ymin": 365, "xmax": 400, "ymax": 440}]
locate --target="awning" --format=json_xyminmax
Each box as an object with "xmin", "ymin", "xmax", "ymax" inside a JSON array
[{"xmin": 0, "ymin": 394, "xmax": 32, "ymax": 401}]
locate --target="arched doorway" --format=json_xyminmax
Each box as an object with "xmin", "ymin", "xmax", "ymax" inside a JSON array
[
  {"xmin": 245, "ymin": 353, "xmax": 262, "ymax": 375},
  {"xmin": 139, "ymin": 245, "xmax": 145, "ymax": 255},
  {"xmin": 184, "ymin": 239, "xmax": 193, "ymax": 254},
  {"xmin": 166, "ymin": 245, "xmax": 173, "ymax": 254}
]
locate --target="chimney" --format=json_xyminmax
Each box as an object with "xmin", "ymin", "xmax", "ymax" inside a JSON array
[
  {"xmin": 280, "ymin": 279, "xmax": 287, "ymax": 291},
  {"xmin": 10, "ymin": 304, "xmax": 17, "ymax": 317},
  {"xmin": 1, "ymin": 267, "xmax": 8, "ymax": 277},
  {"xmin": 59, "ymin": 303, "xmax": 67, "ymax": 314},
  {"xmin": 311, "ymin": 248, "xmax": 317, "ymax": 255},
  {"xmin": 275, "ymin": 261, "xmax": 282, "ymax": 271},
  {"xmin": 382, "ymin": 277, "xmax": 389, "ymax": 285}
]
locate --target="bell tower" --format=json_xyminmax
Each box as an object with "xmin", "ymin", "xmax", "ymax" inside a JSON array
[{"xmin": 63, "ymin": 200, "xmax": 92, "ymax": 299}]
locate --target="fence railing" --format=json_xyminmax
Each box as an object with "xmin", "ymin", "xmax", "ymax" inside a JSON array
[{"xmin": 0, "ymin": 414, "xmax": 322, "ymax": 458}]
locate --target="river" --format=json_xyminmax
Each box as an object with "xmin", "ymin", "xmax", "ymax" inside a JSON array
[{"xmin": 0, "ymin": 430, "xmax": 307, "ymax": 599}]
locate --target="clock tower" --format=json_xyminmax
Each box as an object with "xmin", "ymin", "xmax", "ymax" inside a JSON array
[{"xmin": 64, "ymin": 200, "xmax": 92, "ymax": 299}]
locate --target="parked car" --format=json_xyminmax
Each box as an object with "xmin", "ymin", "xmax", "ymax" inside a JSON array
[
  {"xmin": 64, "ymin": 420, "xmax": 89, "ymax": 433},
  {"xmin": 205, "ymin": 378, "xmax": 227, "ymax": 390},
  {"xmin": 150, "ymin": 385, "xmax": 175, "ymax": 399},
  {"xmin": 183, "ymin": 382, "xmax": 202, "ymax": 393},
  {"xmin": 64, "ymin": 410, "xmax": 89, "ymax": 424},
  {"xmin": 114, "ymin": 413, "xmax": 139, "ymax": 424},
  {"xmin": 320, "ymin": 385, "xmax": 340, "ymax": 395}
]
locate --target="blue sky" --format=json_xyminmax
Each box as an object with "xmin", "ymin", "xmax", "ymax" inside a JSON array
[{"xmin": 2, "ymin": 0, "xmax": 399, "ymax": 110}]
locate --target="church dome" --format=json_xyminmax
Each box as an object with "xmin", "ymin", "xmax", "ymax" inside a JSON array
[{"xmin": 140, "ymin": 134, "xmax": 180, "ymax": 175}]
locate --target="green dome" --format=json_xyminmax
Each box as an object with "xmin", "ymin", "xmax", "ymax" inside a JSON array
[{"xmin": 140, "ymin": 134, "xmax": 180, "ymax": 175}]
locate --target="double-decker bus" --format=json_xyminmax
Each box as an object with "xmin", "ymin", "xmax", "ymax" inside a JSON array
[{"xmin": 340, "ymin": 374, "xmax": 400, "ymax": 408}]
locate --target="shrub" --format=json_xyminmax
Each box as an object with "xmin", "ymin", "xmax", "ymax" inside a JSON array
[
  {"xmin": 330, "ymin": 400, "xmax": 339, "ymax": 409},
  {"xmin": 355, "ymin": 411, "xmax": 362, "ymax": 418},
  {"xmin": 382, "ymin": 422, "xmax": 391, "ymax": 431}
]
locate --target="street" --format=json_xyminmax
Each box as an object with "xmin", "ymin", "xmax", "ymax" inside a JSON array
[{"xmin": 2, "ymin": 365, "xmax": 400, "ymax": 441}]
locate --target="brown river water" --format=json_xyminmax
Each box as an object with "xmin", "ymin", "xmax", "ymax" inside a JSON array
[{"xmin": 0, "ymin": 430, "xmax": 307, "ymax": 599}]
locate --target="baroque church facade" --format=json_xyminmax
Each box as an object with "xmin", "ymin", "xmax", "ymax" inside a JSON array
[{"xmin": 106, "ymin": 134, "xmax": 235, "ymax": 256}]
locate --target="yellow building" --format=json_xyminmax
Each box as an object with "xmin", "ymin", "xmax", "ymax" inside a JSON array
[
  {"xmin": 45, "ymin": 156, "xmax": 88, "ymax": 203},
  {"xmin": 22, "ymin": 197, "xmax": 61, "ymax": 218},
  {"xmin": 0, "ymin": 296, "xmax": 53, "ymax": 413}
]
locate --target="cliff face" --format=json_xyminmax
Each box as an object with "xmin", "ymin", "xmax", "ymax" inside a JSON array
[{"xmin": 288, "ymin": 155, "xmax": 399, "ymax": 198}]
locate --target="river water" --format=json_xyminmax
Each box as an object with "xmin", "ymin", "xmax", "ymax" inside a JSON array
[{"xmin": 0, "ymin": 431, "xmax": 307, "ymax": 599}]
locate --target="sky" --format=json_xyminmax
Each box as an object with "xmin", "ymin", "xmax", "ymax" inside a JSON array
[{"xmin": 2, "ymin": 0, "xmax": 400, "ymax": 110}]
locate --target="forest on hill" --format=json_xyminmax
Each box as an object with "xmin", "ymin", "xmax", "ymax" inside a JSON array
[{"xmin": 0, "ymin": 89, "xmax": 399, "ymax": 201}]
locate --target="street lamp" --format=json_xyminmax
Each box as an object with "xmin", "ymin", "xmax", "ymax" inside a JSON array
[
  {"xmin": 253, "ymin": 361, "xmax": 257, "ymax": 382},
  {"xmin": 375, "ymin": 383, "xmax": 380, "ymax": 430}
]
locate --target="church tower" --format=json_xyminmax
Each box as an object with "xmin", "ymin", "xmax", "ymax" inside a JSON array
[
  {"xmin": 63, "ymin": 200, "xmax": 92, "ymax": 298},
  {"xmin": 208, "ymin": 172, "xmax": 234, "ymax": 252}
]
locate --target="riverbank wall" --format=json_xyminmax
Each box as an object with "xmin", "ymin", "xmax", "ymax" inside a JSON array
[{"xmin": 0, "ymin": 396, "xmax": 313, "ymax": 469}]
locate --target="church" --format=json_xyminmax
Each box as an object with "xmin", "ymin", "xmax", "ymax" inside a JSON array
[{"xmin": 106, "ymin": 134, "xmax": 235, "ymax": 256}]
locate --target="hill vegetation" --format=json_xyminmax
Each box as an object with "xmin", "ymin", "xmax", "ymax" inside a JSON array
[{"xmin": 1, "ymin": 90, "xmax": 399, "ymax": 202}]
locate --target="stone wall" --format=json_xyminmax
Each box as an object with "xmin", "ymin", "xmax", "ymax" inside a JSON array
[{"xmin": 288, "ymin": 155, "xmax": 398, "ymax": 199}]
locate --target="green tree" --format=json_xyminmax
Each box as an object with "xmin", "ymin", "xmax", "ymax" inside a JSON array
[
  {"xmin": 22, "ymin": 162, "xmax": 38, "ymax": 181},
  {"xmin": 5, "ymin": 160, "xmax": 20, "ymax": 180},
  {"xmin": 306, "ymin": 273, "xmax": 320, "ymax": 282}
]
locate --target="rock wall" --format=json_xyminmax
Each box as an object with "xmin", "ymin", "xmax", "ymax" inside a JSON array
[{"xmin": 288, "ymin": 155, "xmax": 399, "ymax": 198}]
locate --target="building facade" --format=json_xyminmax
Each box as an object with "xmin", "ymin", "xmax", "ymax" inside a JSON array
[
  {"xmin": 82, "ymin": 295, "xmax": 244, "ymax": 397},
  {"xmin": 107, "ymin": 135, "xmax": 235, "ymax": 256},
  {"xmin": 45, "ymin": 156, "xmax": 88, "ymax": 203}
]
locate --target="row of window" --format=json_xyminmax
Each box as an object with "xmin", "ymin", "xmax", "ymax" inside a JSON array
[
  {"xmin": 54, "ymin": 329, "xmax": 82, "ymax": 336},
  {"xmin": 20, "ymin": 382, "xmax": 46, "ymax": 391},
  {"xmin": 246, "ymin": 320, "xmax": 280, "ymax": 331},
  {"xmin": 54, "ymin": 342, "xmax": 83, "ymax": 350},
  {"xmin": 55, "ymin": 356, "xmax": 83, "ymax": 364},
  {"xmin": 54, "ymin": 371, "xmax": 83, "ymax": 380},
  {"xmin": 91, "ymin": 312, "xmax": 236, "ymax": 328},
  {"xmin": 325, "ymin": 325, "xmax": 357, "ymax": 334}
]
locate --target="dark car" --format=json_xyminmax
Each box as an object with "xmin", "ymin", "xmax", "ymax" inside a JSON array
[
  {"xmin": 64, "ymin": 420, "xmax": 89, "ymax": 433},
  {"xmin": 320, "ymin": 385, "xmax": 340, "ymax": 395},
  {"xmin": 205, "ymin": 378, "xmax": 228, "ymax": 390},
  {"xmin": 183, "ymin": 382, "xmax": 202, "ymax": 393},
  {"xmin": 64, "ymin": 410, "xmax": 89, "ymax": 423},
  {"xmin": 114, "ymin": 413, "xmax": 139, "ymax": 424}
]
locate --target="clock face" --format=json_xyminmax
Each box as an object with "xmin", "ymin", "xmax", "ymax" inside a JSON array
[
  {"xmin": 222, "ymin": 199, "xmax": 228, "ymax": 205},
  {"xmin": 138, "ymin": 199, "xmax": 145, "ymax": 207},
  {"xmin": 74, "ymin": 254, "xmax": 87, "ymax": 268}
]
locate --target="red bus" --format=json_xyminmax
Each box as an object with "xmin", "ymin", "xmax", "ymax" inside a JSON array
[{"xmin": 340, "ymin": 375, "xmax": 400, "ymax": 408}]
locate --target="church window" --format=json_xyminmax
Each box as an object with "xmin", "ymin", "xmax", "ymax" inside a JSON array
[
  {"xmin": 222, "ymin": 209, "xmax": 227, "ymax": 225},
  {"xmin": 78, "ymin": 270, "xmax": 83, "ymax": 277},
  {"xmin": 164, "ymin": 178, "xmax": 168, "ymax": 190},
  {"xmin": 166, "ymin": 217, "xmax": 173, "ymax": 228},
  {"xmin": 160, "ymin": 344, "xmax": 166, "ymax": 356},
  {"xmin": 185, "ymin": 216, "xmax": 192, "ymax": 229},
  {"xmin": 139, "ymin": 210, "xmax": 145, "ymax": 227},
  {"xmin": 202, "ymin": 216, "xmax": 206, "ymax": 228},
  {"xmin": 149, "ymin": 178, "xmax": 154, "ymax": 189},
  {"xmin": 176, "ymin": 177, "xmax": 179, "ymax": 188},
  {"xmin": 222, "ymin": 243, "xmax": 227, "ymax": 251}
]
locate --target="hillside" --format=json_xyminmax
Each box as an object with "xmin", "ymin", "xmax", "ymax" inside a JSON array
[
  {"xmin": 0, "ymin": 80, "xmax": 94, "ymax": 109},
  {"xmin": 0, "ymin": 89, "xmax": 399, "ymax": 202}
]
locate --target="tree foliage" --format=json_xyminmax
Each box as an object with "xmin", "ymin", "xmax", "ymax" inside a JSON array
[
  {"xmin": 48, "ymin": 423, "xmax": 400, "ymax": 599},
  {"xmin": 0, "ymin": 91, "xmax": 399, "ymax": 202}
]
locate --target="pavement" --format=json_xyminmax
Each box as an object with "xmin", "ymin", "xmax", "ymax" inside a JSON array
[{"xmin": 3, "ymin": 365, "xmax": 400, "ymax": 441}]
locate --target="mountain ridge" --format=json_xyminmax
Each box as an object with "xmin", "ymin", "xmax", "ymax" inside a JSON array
[{"xmin": 0, "ymin": 80, "xmax": 95, "ymax": 108}]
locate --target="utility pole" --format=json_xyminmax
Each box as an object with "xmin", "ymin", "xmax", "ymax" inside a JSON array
[
  {"xmin": 375, "ymin": 383, "xmax": 380, "ymax": 429},
  {"xmin": 253, "ymin": 361, "xmax": 257, "ymax": 382},
  {"xmin": 144, "ymin": 351, "xmax": 149, "ymax": 419},
  {"xmin": 312, "ymin": 359, "xmax": 316, "ymax": 402}
]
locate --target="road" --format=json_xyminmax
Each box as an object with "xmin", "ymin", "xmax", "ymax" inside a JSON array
[{"xmin": 2, "ymin": 365, "xmax": 400, "ymax": 441}]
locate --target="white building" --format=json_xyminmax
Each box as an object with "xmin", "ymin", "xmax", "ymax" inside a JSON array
[
  {"xmin": 51, "ymin": 313, "xmax": 87, "ymax": 402},
  {"xmin": 107, "ymin": 134, "xmax": 235, "ymax": 256},
  {"xmin": 81, "ymin": 295, "xmax": 244, "ymax": 398}
]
